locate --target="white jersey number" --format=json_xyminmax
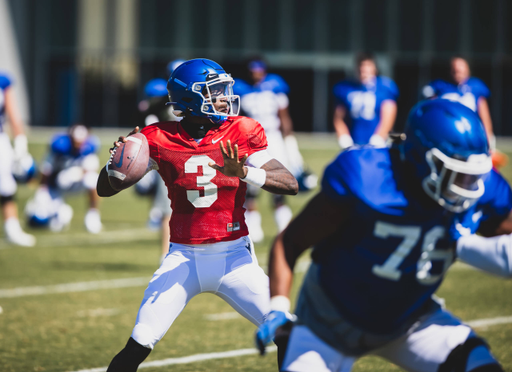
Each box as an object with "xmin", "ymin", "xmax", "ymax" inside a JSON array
[
  {"xmin": 184, "ymin": 155, "xmax": 217, "ymax": 208},
  {"xmin": 371, "ymin": 221, "xmax": 453, "ymax": 285},
  {"xmin": 347, "ymin": 91, "xmax": 376, "ymax": 120}
]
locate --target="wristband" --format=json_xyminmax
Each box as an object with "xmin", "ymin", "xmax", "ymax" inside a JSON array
[
  {"xmin": 488, "ymin": 134, "xmax": 496, "ymax": 152},
  {"xmin": 269, "ymin": 295, "xmax": 291, "ymax": 312},
  {"xmin": 240, "ymin": 167, "xmax": 266, "ymax": 188},
  {"xmin": 338, "ymin": 134, "xmax": 354, "ymax": 149}
]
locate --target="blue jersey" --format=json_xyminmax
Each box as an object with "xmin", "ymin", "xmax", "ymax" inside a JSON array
[
  {"xmin": 42, "ymin": 133, "xmax": 100, "ymax": 184},
  {"xmin": 234, "ymin": 74, "xmax": 289, "ymax": 133},
  {"xmin": 454, "ymin": 169, "xmax": 512, "ymax": 238},
  {"xmin": 50, "ymin": 133, "xmax": 99, "ymax": 158},
  {"xmin": 0, "ymin": 73, "xmax": 13, "ymax": 132},
  {"xmin": 333, "ymin": 76, "xmax": 398, "ymax": 145},
  {"xmin": 424, "ymin": 77, "xmax": 490, "ymax": 112},
  {"xmin": 314, "ymin": 147, "xmax": 511, "ymax": 335}
]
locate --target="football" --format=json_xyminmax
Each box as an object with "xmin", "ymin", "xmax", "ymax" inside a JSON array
[{"xmin": 107, "ymin": 133, "xmax": 150, "ymax": 191}]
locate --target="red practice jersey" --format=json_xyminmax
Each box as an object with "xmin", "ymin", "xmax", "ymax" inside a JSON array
[{"xmin": 140, "ymin": 117, "xmax": 268, "ymax": 244}]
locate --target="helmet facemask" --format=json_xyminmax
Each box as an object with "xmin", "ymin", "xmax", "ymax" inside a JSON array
[
  {"xmin": 422, "ymin": 148, "xmax": 492, "ymax": 212},
  {"xmin": 187, "ymin": 73, "xmax": 240, "ymax": 122}
]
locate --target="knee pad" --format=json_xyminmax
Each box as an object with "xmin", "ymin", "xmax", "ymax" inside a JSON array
[
  {"xmin": 131, "ymin": 323, "xmax": 157, "ymax": 350},
  {"xmin": 438, "ymin": 337, "xmax": 502, "ymax": 372},
  {"xmin": 0, "ymin": 195, "xmax": 14, "ymax": 206}
]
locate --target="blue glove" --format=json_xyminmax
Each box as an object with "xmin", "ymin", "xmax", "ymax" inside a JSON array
[{"xmin": 255, "ymin": 310, "xmax": 294, "ymax": 355}]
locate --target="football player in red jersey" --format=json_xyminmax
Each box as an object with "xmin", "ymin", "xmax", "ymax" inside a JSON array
[{"xmin": 97, "ymin": 59, "xmax": 298, "ymax": 371}]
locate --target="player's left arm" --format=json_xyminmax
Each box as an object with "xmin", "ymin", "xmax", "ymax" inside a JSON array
[
  {"xmin": 372, "ymin": 99, "xmax": 397, "ymax": 144},
  {"xmin": 4, "ymin": 86, "xmax": 29, "ymax": 158},
  {"xmin": 209, "ymin": 140, "xmax": 298, "ymax": 195},
  {"xmin": 477, "ymin": 97, "xmax": 495, "ymax": 150},
  {"xmin": 494, "ymin": 210, "xmax": 512, "ymax": 235},
  {"xmin": 277, "ymin": 107, "xmax": 293, "ymax": 138}
]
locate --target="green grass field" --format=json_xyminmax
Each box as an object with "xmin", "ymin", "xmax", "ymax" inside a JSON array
[{"xmin": 0, "ymin": 132, "xmax": 511, "ymax": 372}]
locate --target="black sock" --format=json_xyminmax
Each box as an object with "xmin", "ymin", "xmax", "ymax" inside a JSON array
[{"xmin": 106, "ymin": 337, "xmax": 152, "ymax": 372}]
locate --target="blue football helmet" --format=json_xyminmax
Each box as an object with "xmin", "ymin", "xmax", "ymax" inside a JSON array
[
  {"xmin": 144, "ymin": 78, "xmax": 168, "ymax": 97},
  {"xmin": 12, "ymin": 153, "xmax": 37, "ymax": 184},
  {"xmin": 166, "ymin": 59, "xmax": 240, "ymax": 124},
  {"xmin": 401, "ymin": 99, "xmax": 492, "ymax": 213}
]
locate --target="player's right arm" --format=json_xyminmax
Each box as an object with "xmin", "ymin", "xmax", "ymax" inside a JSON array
[
  {"xmin": 96, "ymin": 127, "xmax": 141, "ymax": 197},
  {"xmin": 333, "ymin": 105, "xmax": 353, "ymax": 149},
  {"xmin": 269, "ymin": 191, "xmax": 350, "ymax": 298},
  {"xmin": 256, "ymin": 190, "xmax": 350, "ymax": 353}
]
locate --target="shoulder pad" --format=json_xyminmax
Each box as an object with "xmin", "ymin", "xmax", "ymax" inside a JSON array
[
  {"xmin": 333, "ymin": 80, "xmax": 357, "ymax": 99},
  {"xmin": 264, "ymin": 74, "xmax": 290, "ymax": 94},
  {"xmin": 233, "ymin": 79, "xmax": 252, "ymax": 96},
  {"xmin": 0, "ymin": 73, "xmax": 12, "ymax": 90},
  {"xmin": 467, "ymin": 77, "xmax": 490, "ymax": 98},
  {"xmin": 80, "ymin": 136, "xmax": 100, "ymax": 156},
  {"xmin": 378, "ymin": 76, "xmax": 399, "ymax": 98},
  {"xmin": 50, "ymin": 134, "xmax": 72, "ymax": 155}
]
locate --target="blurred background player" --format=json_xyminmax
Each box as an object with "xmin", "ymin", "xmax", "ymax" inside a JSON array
[
  {"xmin": 234, "ymin": 57, "xmax": 314, "ymax": 243},
  {"xmin": 25, "ymin": 124, "xmax": 102, "ymax": 233},
  {"xmin": 0, "ymin": 71, "xmax": 36, "ymax": 247},
  {"xmin": 423, "ymin": 55, "xmax": 507, "ymax": 168},
  {"xmin": 333, "ymin": 52, "xmax": 399, "ymax": 150},
  {"xmin": 256, "ymin": 100, "xmax": 511, "ymax": 372},
  {"xmin": 136, "ymin": 61, "xmax": 183, "ymax": 262}
]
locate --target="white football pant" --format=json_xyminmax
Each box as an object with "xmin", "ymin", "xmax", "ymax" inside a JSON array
[
  {"xmin": 131, "ymin": 236, "xmax": 270, "ymax": 349},
  {"xmin": 282, "ymin": 308, "xmax": 498, "ymax": 372},
  {"xmin": 0, "ymin": 132, "xmax": 17, "ymax": 197}
]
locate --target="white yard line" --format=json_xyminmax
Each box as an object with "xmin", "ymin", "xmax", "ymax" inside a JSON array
[
  {"xmin": 70, "ymin": 346, "xmax": 277, "ymax": 372},
  {"xmin": 204, "ymin": 312, "xmax": 241, "ymax": 321},
  {"xmin": 0, "ymin": 277, "xmax": 150, "ymax": 298},
  {"xmin": 0, "ymin": 228, "xmax": 158, "ymax": 249},
  {"xmin": 466, "ymin": 315, "xmax": 512, "ymax": 328},
  {"xmin": 77, "ymin": 308, "xmax": 120, "ymax": 318}
]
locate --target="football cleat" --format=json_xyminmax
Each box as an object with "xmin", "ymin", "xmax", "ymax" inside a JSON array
[
  {"xmin": 5, "ymin": 218, "xmax": 36, "ymax": 247},
  {"xmin": 84, "ymin": 209, "xmax": 102, "ymax": 234}
]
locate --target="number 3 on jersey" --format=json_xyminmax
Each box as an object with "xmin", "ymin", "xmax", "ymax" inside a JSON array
[
  {"xmin": 371, "ymin": 221, "xmax": 453, "ymax": 285},
  {"xmin": 185, "ymin": 155, "xmax": 218, "ymax": 208}
]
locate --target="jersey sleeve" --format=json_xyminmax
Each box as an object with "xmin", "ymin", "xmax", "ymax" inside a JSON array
[
  {"xmin": 424, "ymin": 79, "xmax": 445, "ymax": 97},
  {"xmin": 379, "ymin": 76, "xmax": 399, "ymax": 101},
  {"xmin": 233, "ymin": 79, "xmax": 252, "ymax": 96},
  {"xmin": 0, "ymin": 74, "xmax": 12, "ymax": 90},
  {"xmin": 332, "ymin": 82, "xmax": 350, "ymax": 106},
  {"xmin": 470, "ymin": 77, "xmax": 491, "ymax": 99},
  {"xmin": 267, "ymin": 74, "xmax": 290, "ymax": 95},
  {"xmin": 237, "ymin": 118, "xmax": 268, "ymax": 158},
  {"xmin": 477, "ymin": 169, "xmax": 512, "ymax": 235}
]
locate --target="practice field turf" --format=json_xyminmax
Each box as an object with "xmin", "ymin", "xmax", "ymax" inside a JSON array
[{"xmin": 0, "ymin": 131, "xmax": 511, "ymax": 372}]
